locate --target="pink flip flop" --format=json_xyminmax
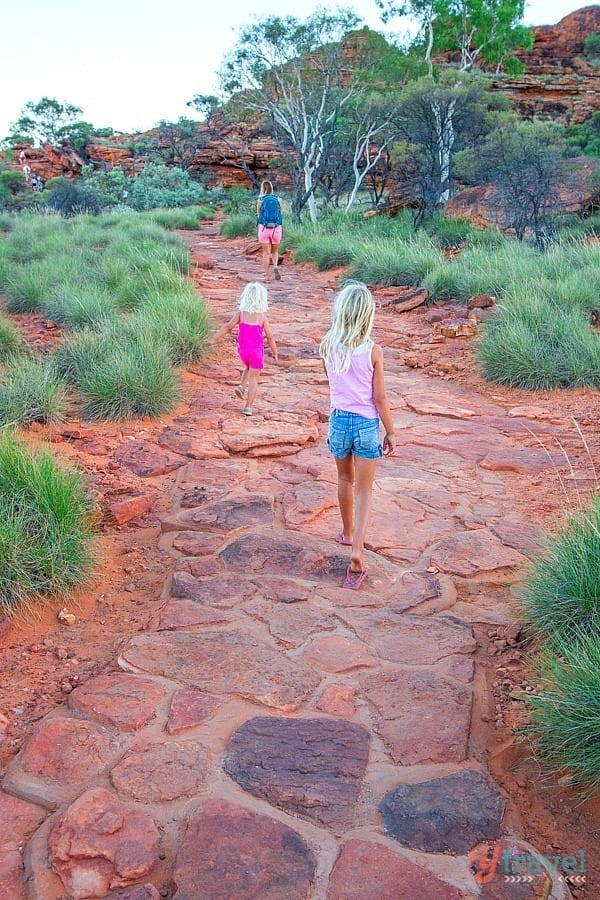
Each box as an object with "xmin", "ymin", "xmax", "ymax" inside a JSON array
[
  {"xmin": 344, "ymin": 564, "xmax": 368, "ymax": 590},
  {"xmin": 336, "ymin": 532, "xmax": 352, "ymax": 546}
]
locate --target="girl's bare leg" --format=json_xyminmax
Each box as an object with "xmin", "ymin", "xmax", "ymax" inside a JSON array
[
  {"xmin": 334, "ymin": 455, "xmax": 355, "ymax": 545},
  {"xmin": 261, "ymin": 244, "xmax": 271, "ymax": 280},
  {"xmin": 350, "ymin": 456, "xmax": 376, "ymax": 572},
  {"xmin": 271, "ymin": 243, "xmax": 280, "ymax": 268},
  {"xmin": 240, "ymin": 366, "xmax": 249, "ymax": 389},
  {"xmin": 245, "ymin": 369, "xmax": 260, "ymax": 409}
]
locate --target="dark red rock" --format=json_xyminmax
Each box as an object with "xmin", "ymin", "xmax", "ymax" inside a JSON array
[
  {"xmin": 107, "ymin": 494, "xmax": 155, "ymax": 525},
  {"xmin": 115, "ymin": 442, "xmax": 185, "ymax": 476},
  {"xmin": 327, "ymin": 839, "xmax": 463, "ymax": 898},
  {"xmin": 173, "ymin": 799, "xmax": 316, "ymax": 899},
  {"xmin": 338, "ymin": 611, "xmax": 475, "ymax": 665},
  {"xmin": 380, "ymin": 770, "xmax": 505, "ymax": 853},
  {"xmin": 48, "ymin": 787, "xmax": 160, "ymax": 899},
  {"xmin": 17, "ymin": 717, "xmax": 122, "ymax": 783},
  {"xmin": 69, "ymin": 674, "xmax": 165, "ymax": 731},
  {"xmin": 170, "ymin": 571, "xmax": 256, "ymax": 607},
  {"xmin": 170, "ymin": 531, "xmax": 226, "ymax": 554},
  {"xmin": 223, "ymin": 716, "xmax": 369, "ymax": 828},
  {"xmin": 158, "ymin": 600, "xmax": 230, "ymax": 630},
  {"xmin": 0, "ymin": 843, "xmax": 25, "ymax": 899},
  {"xmin": 0, "ymin": 790, "xmax": 47, "ymax": 840}
]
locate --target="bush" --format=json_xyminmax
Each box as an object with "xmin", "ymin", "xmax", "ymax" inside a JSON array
[
  {"xmin": 134, "ymin": 288, "xmax": 211, "ymax": 365},
  {"xmin": 145, "ymin": 206, "xmax": 213, "ymax": 230},
  {"xmin": 47, "ymin": 178, "xmax": 102, "ymax": 216},
  {"xmin": 43, "ymin": 285, "xmax": 119, "ymax": 329},
  {"xmin": 76, "ymin": 333, "xmax": 181, "ymax": 420},
  {"xmin": 349, "ymin": 234, "xmax": 444, "ymax": 286},
  {"xmin": 0, "ymin": 433, "xmax": 96, "ymax": 615},
  {"xmin": 526, "ymin": 630, "xmax": 600, "ymax": 794},
  {"xmin": 0, "ymin": 357, "xmax": 69, "ymax": 427},
  {"xmin": 0, "ymin": 315, "xmax": 23, "ymax": 359},
  {"xmin": 520, "ymin": 494, "xmax": 600, "ymax": 641},
  {"xmin": 219, "ymin": 213, "xmax": 256, "ymax": 238},
  {"xmin": 126, "ymin": 164, "xmax": 204, "ymax": 210}
]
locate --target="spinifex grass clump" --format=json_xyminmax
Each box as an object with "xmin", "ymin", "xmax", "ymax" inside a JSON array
[
  {"xmin": 0, "ymin": 357, "xmax": 69, "ymax": 427},
  {"xmin": 0, "ymin": 314, "xmax": 23, "ymax": 360},
  {"xmin": 0, "ymin": 433, "xmax": 96, "ymax": 615},
  {"xmin": 520, "ymin": 493, "xmax": 600, "ymax": 641},
  {"xmin": 526, "ymin": 630, "xmax": 600, "ymax": 795}
]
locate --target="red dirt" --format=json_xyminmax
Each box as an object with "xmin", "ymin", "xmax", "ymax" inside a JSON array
[{"xmin": 0, "ymin": 228, "xmax": 599, "ymax": 896}]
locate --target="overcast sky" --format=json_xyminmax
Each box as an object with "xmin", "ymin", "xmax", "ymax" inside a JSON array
[{"xmin": 0, "ymin": 0, "xmax": 591, "ymax": 140}]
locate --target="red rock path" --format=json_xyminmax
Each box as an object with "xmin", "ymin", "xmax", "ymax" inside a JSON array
[{"xmin": 0, "ymin": 222, "xmax": 577, "ymax": 900}]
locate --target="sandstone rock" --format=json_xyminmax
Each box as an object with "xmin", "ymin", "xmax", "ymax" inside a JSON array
[
  {"xmin": 120, "ymin": 630, "xmax": 320, "ymax": 712},
  {"xmin": 430, "ymin": 530, "xmax": 527, "ymax": 577},
  {"xmin": 338, "ymin": 611, "xmax": 476, "ymax": 665},
  {"xmin": 173, "ymin": 799, "xmax": 316, "ymax": 898},
  {"xmin": 490, "ymin": 520, "xmax": 546, "ymax": 558},
  {"xmin": 433, "ymin": 316, "xmax": 478, "ymax": 338},
  {"xmin": 468, "ymin": 294, "xmax": 495, "ymax": 309},
  {"xmin": 219, "ymin": 412, "xmax": 319, "ymax": 455},
  {"xmin": 166, "ymin": 688, "xmax": 221, "ymax": 734},
  {"xmin": 301, "ymin": 634, "xmax": 375, "ymax": 673},
  {"xmin": 470, "ymin": 836, "xmax": 575, "ymax": 899},
  {"xmin": 317, "ymin": 685, "xmax": 358, "ymax": 718},
  {"xmin": 107, "ymin": 494, "xmax": 155, "ymax": 525},
  {"xmin": 115, "ymin": 442, "xmax": 185, "ymax": 476},
  {"xmin": 170, "ymin": 571, "xmax": 256, "ymax": 607},
  {"xmin": 0, "ymin": 790, "xmax": 47, "ymax": 841},
  {"xmin": 158, "ymin": 599, "xmax": 230, "ymax": 630},
  {"xmin": 169, "ymin": 530, "xmax": 226, "ymax": 554},
  {"xmin": 479, "ymin": 448, "xmax": 563, "ymax": 474},
  {"xmin": 69, "ymin": 673, "xmax": 165, "ymax": 731},
  {"xmin": 327, "ymin": 839, "xmax": 463, "ymax": 899},
  {"xmin": 158, "ymin": 425, "xmax": 228, "ymax": 459},
  {"xmin": 223, "ymin": 716, "xmax": 369, "ymax": 828},
  {"xmin": 110, "ymin": 740, "xmax": 209, "ymax": 802},
  {"xmin": 380, "ymin": 770, "xmax": 505, "ymax": 853},
  {"xmin": 362, "ymin": 669, "xmax": 472, "ymax": 765},
  {"xmin": 0, "ymin": 843, "xmax": 25, "ymax": 899},
  {"xmin": 48, "ymin": 788, "xmax": 160, "ymax": 899}
]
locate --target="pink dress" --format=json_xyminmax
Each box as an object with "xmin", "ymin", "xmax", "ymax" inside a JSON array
[{"xmin": 237, "ymin": 318, "xmax": 265, "ymax": 370}]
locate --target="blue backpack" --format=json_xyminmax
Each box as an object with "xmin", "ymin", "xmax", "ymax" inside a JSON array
[{"xmin": 258, "ymin": 194, "xmax": 282, "ymax": 227}]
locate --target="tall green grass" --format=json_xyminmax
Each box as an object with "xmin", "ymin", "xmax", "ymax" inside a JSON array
[
  {"xmin": 0, "ymin": 315, "xmax": 23, "ymax": 359},
  {"xmin": 0, "ymin": 357, "xmax": 69, "ymax": 426},
  {"xmin": 0, "ymin": 433, "xmax": 96, "ymax": 615}
]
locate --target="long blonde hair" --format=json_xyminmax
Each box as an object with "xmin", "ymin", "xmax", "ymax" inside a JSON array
[
  {"xmin": 260, "ymin": 180, "xmax": 274, "ymax": 196},
  {"xmin": 238, "ymin": 281, "xmax": 269, "ymax": 313},
  {"xmin": 319, "ymin": 281, "xmax": 375, "ymax": 373}
]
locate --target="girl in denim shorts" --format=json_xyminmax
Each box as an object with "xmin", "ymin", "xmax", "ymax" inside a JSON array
[{"xmin": 320, "ymin": 282, "xmax": 395, "ymax": 589}]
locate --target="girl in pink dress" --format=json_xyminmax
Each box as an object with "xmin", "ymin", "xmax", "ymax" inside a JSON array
[{"xmin": 208, "ymin": 282, "xmax": 278, "ymax": 416}]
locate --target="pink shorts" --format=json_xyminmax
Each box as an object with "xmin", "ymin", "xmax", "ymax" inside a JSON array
[{"xmin": 258, "ymin": 224, "xmax": 282, "ymax": 245}]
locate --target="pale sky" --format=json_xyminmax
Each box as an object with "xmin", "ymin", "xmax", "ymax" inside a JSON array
[{"xmin": 0, "ymin": 0, "xmax": 593, "ymax": 140}]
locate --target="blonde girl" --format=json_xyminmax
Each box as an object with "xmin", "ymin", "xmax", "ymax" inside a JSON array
[
  {"xmin": 320, "ymin": 281, "xmax": 395, "ymax": 589},
  {"xmin": 208, "ymin": 282, "xmax": 278, "ymax": 416},
  {"xmin": 256, "ymin": 180, "xmax": 283, "ymax": 281}
]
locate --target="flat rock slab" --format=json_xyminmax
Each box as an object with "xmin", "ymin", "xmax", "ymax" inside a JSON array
[
  {"xmin": 380, "ymin": 770, "xmax": 505, "ymax": 853},
  {"xmin": 173, "ymin": 799, "xmax": 316, "ymax": 899},
  {"xmin": 490, "ymin": 520, "xmax": 546, "ymax": 558},
  {"xmin": 243, "ymin": 597, "xmax": 336, "ymax": 648},
  {"xmin": 219, "ymin": 414, "xmax": 319, "ymax": 455},
  {"xmin": 115, "ymin": 442, "xmax": 185, "ymax": 476},
  {"xmin": 170, "ymin": 571, "xmax": 257, "ymax": 608},
  {"xmin": 120, "ymin": 630, "xmax": 320, "ymax": 712},
  {"xmin": 223, "ymin": 716, "xmax": 370, "ymax": 829},
  {"xmin": 110, "ymin": 740, "xmax": 209, "ymax": 802},
  {"xmin": 0, "ymin": 791, "xmax": 47, "ymax": 842},
  {"xmin": 362, "ymin": 670, "xmax": 472, "ymax": 764},
  {"xmin": 327, "ymin": 839, "xmax": 463, "ymax": 899},
  {"xmin": 169, "ymin": 531, "xmax": 226, "ymax": 554},
  {"xmin": 48, "ymin": 787, "xmax": 160, "ymax": 899},
  {"xmin": 166, "ymin": 688, "xmax": 221, "ymax": 734},
  {"xmin": 338, "ymin": 612, "xmax": 475, "ymax": 665},
  {"xmin": 158, "ymin": 600, "xmax": 230, "ymax": 631},
  {"xmin": 4, "ymin": 718, "xmax": 123, "ymax": 807},
  {"xmin": 479, "ymin": 448, "xmax": 564, "ymax": 474},
  {"xmin": 173, "ymin": 494, "xmax": 275, "ymax": 533},
  {"xmin": 69, "ymin": 674, "xmax": 166, "ymax": 731},
  {"xmin": 158, "ymin": 425, "xmax": 229, "ymax": 459},
  {"xmin": 430, "ymin": 530, "xmax": 526, "ymax": 578}
]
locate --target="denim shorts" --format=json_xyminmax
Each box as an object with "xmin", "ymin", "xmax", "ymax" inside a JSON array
[{"xmin": 328, "ymin": 410, "xmax": 383, "ymax": 460}]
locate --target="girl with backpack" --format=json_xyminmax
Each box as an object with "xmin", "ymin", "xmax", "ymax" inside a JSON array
[{"xmin": 257, "ymin": 180, "xmax": 283, "ymax": 282}]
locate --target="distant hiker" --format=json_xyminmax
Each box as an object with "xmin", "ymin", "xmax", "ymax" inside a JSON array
[
  {"xmin": 256, "ymin": 180, "xmax": 283, "ymax": 282},
  {"xmin": 208, "ymin": 281, "xmax": 278, "ymax": 416},
  {"xmin": 320, "ymin": 281, "xmax": 395, "ymax": 590}
]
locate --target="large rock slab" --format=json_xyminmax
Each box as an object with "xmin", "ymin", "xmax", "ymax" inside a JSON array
[
  {"xmin": 219, "ymin": 412, "xmax": 319, "ymax": 456},
  {"xmin": 158, "ymin": 424, "xmax": 229, "ymax": 459},
  {"xmin": 115, "ymin": 442, "xmax": 185, "ymax": 476},
  {"xmin": 170, "ymin": 571, "xmax": 257, "ymax": 608},
  {"xmin": 166, "ymin": 688, "xmax": 221, "ymax": 734},
  {"xmin": 380, "ymin": 770, "xmax": 505, "ymax": 853},
  {"xmin": 338, "ymin": 612, "xmax": 475, "ymax": 665},
  {"xmin": 362, "ymin": 670, "xmax": 472, "ymax": 764},
  {"xmin": 430, "ymin": 530, "xmax": 526, "ymax": 578},
  {"xmin": 69, "ymin": 674, "xmax": 166, "ymax": 731},
  {"xmin": 0, "ymin": 843, "xmax": 25, "ymax": 900},
  {"xmin": 223, "ymin": 716, "xmax": 369, "ymax": 829},
  {"xmin": 3, "ymin": 718, "xmax": 124, "ymax": 807},
  {"xmin": 110, "ymin": 740, "xmax": 208, "ymax": 802},
  {"xmin": 120, "ymin": 630, "xmax": 320, "ymax": 712},
  {"xmin": 327, "ymin": 839, "xmax": 463, "ymax": 899},
  {"xmin": 173, "ymin": 799, "xmax": 316, "ymax": 899},
  {"xmin": 48, "ymin": 788, "xmax": 160, "ymax": 899},
  {"xmin": 166, "ymin": 494, "xmax": 275, "ymax": 533}
]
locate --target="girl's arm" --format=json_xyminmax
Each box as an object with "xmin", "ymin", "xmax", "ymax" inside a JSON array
[
  {"xmin": 207, "ymin": 312, "xmax": 240, "ymax": 345},
  {"xmin": 262, "ymin": 318, "xmax": 278, "ymax": 361},
  {"xmin": 371, "ymin": 343, "xmax": 395, "ymax": 455}
]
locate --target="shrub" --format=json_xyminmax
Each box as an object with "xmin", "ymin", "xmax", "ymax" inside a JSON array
[
  {"xmin": 0, "ymin": 315, "xmax": 23, "ymax": 359},
  {"xmin": 126, "ymin": 164, "xmax": 204, "ymax": 210},
  {"xmin": 220, "ymin": 213, "xmax": 256, "ymax": 238},
  {"xmin": 47, "ymin": 178, "xmax": 102, "ymax": 216},
  {"xmin": 76, "ymin": 333, "xmax": 181, "ymax": 420},
  {"xmin": 0, "ymin": 357, "xmax": 69, "ymax": 426},
  {"xmin": 526, "ymin": 630, "xmax": 600, "ymax": 794},
  {"xmin": 0, "ymin": 433, "xmax": 96, "ymax": 615},
  {"xmin": 520, "ymin": 494, "xmax": 600, "ymax": 641}
]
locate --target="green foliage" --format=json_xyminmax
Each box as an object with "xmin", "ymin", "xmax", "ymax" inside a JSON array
[
  {"xmin": 0, "ymin": 357, "xmax": 69, "ymax": 427},
  {"xmin": 0, "ymin": 433, "xmax": 96, "ymax": 614},
  {"xmin": 520, "ymin": 494, "xmax": 600, "ymax": 642},
  {"xmin": 0, "ymin": 315, "xmax": 23, "ymax": 359},
  {"xmin": 6, "ymin": 97, "xmax": 83, "ymax": 146},
  {"xmin": 584, "ymin": 32, "xmax": 600, "ymax": 60},
  {"xmin": 526, "ymin": 628, "xmax": 600, "ymax": 795},
  {"xmin": 143, "ymin": 206, "xmax": 213, "ymax": 230},
  {"xmin": 565, "ymin": 111, "xmax": 600, "ymax": 157},
  {"xmin": 219, "ymin": 213, "xmax": 256, "ymax": 237},
  {"xmin": 126, "ymin": 164, "xmax": 205, "ymax": 210},
  {"xmin": 349, "ymin": 233, "xmax": 445, "ymax": 285},
  {"xmin": 135, "ymin": 288, "xmax": 211, "ymax": 366},
  {"xmin": 47, "ymin": 178, "xmax": 101, "ymax": 216}
]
